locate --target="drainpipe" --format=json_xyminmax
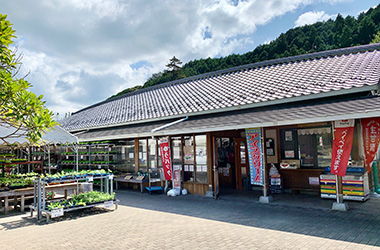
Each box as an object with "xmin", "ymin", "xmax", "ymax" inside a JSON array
[
  {"xmin": 373, "ymin": 161, "xmax": 380, "ymax": 194},
  {"xmin": 151, "ymin": 117, "xmax": 188, "ymax": 134}
]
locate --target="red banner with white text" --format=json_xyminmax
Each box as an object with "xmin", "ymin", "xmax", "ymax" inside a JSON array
[
  {"xmin": 159, "ymin": 139, "xmax": 172, "ymax": 180},
  {"xmin": 331, "ymin": 120, "xmax": 355, "ymax": 177},
  {"xmin": 362, "ymin": 117, "xmax": 380, "ymax": 171}
]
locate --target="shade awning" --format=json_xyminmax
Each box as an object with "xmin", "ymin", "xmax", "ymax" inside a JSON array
[{"xmin": 0, "ymin": 125, "xmax": 78, "ymax": 147}]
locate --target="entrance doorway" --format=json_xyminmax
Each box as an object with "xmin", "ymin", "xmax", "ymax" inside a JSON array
[
  {"xmin": 213, "ymin": 137, "xmax": 248, "ymax": 195},
  {"xmin": 216, "ymin": 138, "xmax": 236, "ymax": 189}
]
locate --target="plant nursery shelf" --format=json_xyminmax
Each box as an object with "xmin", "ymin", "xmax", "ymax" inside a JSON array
[{"xmin": 40, "ymin": 199, "xmax": 119, "ymax": 222}]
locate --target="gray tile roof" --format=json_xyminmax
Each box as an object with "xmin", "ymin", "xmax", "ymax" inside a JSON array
[
  {"xmin": 76, "ymin": 96, "xmax": 380, "ymax": 141},
  {"xmin": 62, "ymin": 44, "xmax": 380, "ymax": 132}
]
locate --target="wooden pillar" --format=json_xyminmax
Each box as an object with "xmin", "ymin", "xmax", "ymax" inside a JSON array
[
  {"xmin": 4, "ymin": 197, "xmax": 8, "ymax": 214},
  {"xmin": 134, "ymin": 139, "xmax": 139, "ymax": 173},
  {"xmin": 206, "ymin": 132, "xmax": 213, "ymax": 185},
  {"xmin": 21, "ymin": 195, "xmax": 25, "ymax": 212}
]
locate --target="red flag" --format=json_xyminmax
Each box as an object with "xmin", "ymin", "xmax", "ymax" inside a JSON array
[
  {"xmin": 159, "ymin": 139, "xmax": 172, "ymax": 180},
  {"xmin": 172, "ymin": 165, "xmax": 181, "ymax": 189},
  {"xmin": 362, "ymin": 117, "xmax": 380, "ymax": 171},
  {"xmin": 331, "ymin": 120, "xmax": 355, "ymax": 177}
]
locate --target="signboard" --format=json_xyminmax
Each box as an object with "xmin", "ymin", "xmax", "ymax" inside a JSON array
[
  {"xmin": 331, "ymin": 120, "xmax": 355, "ymax": 177},
  {"xmin": 245, "ymin": 128, "xmax": 264, "ymax": 186},
  {"xmin": 362, "ymin": 117, "xmax": 380, "ymax": 171},
  {"xmin": 104, "ymin": 201, "xmax": 113, "ymax": 208},
  {"xmin": 173, "ymin": 165, "xmax": 181, "ymax": 189},
  {"xmin": 159, "ymin": 138, "xmax": 172, "ymax": 180},
  {"xmin": 86, "ymin": 176, "xmax": 93, "ymax": 182},
  {"xmin": 51, "ymin": 208, "xmax": 64, "ymax": 218}
]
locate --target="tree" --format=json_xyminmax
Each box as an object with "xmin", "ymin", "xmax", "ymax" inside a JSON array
[
  {"xmin": 0, "ymin": 14, "xmax": 57, "ymax": 143},
  {"xmin": 166, "ymin": 56, "xmax": 182, "ymax": 71},
  {"xmin": 371, "ymin": 31, "xmax": 380, "ymax": 44}
]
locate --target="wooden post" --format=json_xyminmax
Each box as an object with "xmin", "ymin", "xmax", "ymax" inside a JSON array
[
  {"xmin": 336, "ymin": 175, "xmax": 344, "ymax": 203},
  {"xmin": 4, "ymin": 197, "xmax": 8, "ymax": 214},
  {"xmin": 21, "ymin": 195, "xmax": 25, "ymax": 212}
]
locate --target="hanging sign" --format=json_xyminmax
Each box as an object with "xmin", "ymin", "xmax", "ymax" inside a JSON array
[
  {"xmin": 245, "ymin": 128, "xmax": 264, "ymax": 186},
  {"xmin": 362, "ymin": 117, "xmax": 380, "ymax": 171},
  {"xmin": 172, "ymin": 165, "xmax": 181, "ymax": 189},
  {"xmin": 331, "ymin": 120, "xmax": 355, "ymax": 177},
  {"xmin": 159, "ymin": 138, "xmax": 172, "ymax": 180}
]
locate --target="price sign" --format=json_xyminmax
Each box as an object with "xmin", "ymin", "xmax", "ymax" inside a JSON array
[
  {"xmin": 87, "ymin": 176, "xmax": 93, "ymax": 182},
  {"xmin": 98, "ymin": 165, "xmax": 101, "ymax": 169},
  {"xmin": 51, "ymin": 208, "xmax": 64, "ymax": 218},
  {"xmin": 104, "ymin": 201, "xmax": 113, "ymax": 208},
  {"xmin": 108, "ymin": 174, "xmax": 114, "ymax": 180},
  {"xmin": 80, "ymin": 155, "xmax": 83, "ymax": 159},
  {"xmin": 66, "ymin": 155, "xmax": 69, "ymax": 159}
]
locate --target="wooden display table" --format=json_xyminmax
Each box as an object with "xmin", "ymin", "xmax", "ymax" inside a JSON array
[
  {"xmin": 115, "ymin": 175, "xmax": 149, "ymax": 193},
  {"xmin": 279, "ymin": 168, "xmax": 324, "ymax": 194},
  {"xmin": 0, "ymin": 183, "xmax": 78, "ymax": 214}
]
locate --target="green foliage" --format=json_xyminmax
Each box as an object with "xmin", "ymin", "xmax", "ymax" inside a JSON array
[
  {"xmin": 47, "ymin": 191, "xmax": 115, "ymax": 211},
  {"xmin": 109, "ymin": 4, "xmax": 380, "ymax": 100},
  {"xmin": 0, "ymin": 14, "xmax": 57, "ymax": 144}
]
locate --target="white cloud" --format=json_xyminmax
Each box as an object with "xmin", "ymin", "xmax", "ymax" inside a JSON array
[
  {"xmin": 1, "ymin": 0, "xmax": 351, "ymax": 115},
  {"xmin": 295, "ymin": 11, "xmax": 334, "ymax": 27}
]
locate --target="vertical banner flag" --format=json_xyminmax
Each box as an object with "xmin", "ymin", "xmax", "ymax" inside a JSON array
[
  {"xmin": 331, "ymin": 120, "xmax": 355, "ymax": 177},
  {"xmin": 362, "ymin": 117, "xmax": 380, "ymax": 171},
  {"xmin": 172, "ymin": 165, "xmax": 181, "ymax": 189},
  {"xmin": 159, "ymin": 138, "xmax": 172, "ymax": 180},
  {"xmin": 245, "ymin": 128, "xmax": 264, "ymax": 186}
]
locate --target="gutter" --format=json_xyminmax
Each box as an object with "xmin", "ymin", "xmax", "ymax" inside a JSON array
[{"xmin": 151, "ymin": 117, "xmax": 188, "ymax": 134}]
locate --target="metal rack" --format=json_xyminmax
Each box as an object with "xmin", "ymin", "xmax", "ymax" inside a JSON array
[{"xmin": 31, "ymin": 174, "xmax": 116, "ymax": 221}]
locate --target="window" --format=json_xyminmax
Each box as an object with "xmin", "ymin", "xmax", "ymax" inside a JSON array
[
  {"xmin": 183, "ymin": 135, "xmax": 194, "ymax": 182},
  {"xmin": 125, "ymin": 139, "xmax": 135, "ymax": 173},
  {"xmin": 298, "ymin": 128, "xmax": 332, "ymax": 168},
  {"xmin": 195, "ymin": 135, "xmax": 207, "ymax": 183},
  {"xmin": 280, "ymin": 127, "xmax": 333, "ymax": 168},
  {"xmin": 148, "ymin": 138, "xmax": 157, "ymax": 169},
  {"xmin": 138, "ymin": 139, "xmax": 147, "ymax": 173}
]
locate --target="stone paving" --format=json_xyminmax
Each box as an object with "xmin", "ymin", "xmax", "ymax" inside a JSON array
[{"xmin": 0, "ymin": 189, "xmax": 380, "ymax": 249}]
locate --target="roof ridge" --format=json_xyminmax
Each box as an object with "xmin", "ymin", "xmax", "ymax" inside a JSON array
[{"xmin": 73, "ymin": 43, "xmax": 380, "ymax": 115}]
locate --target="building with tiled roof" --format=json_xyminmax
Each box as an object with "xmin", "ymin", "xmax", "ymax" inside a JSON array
[{"xmin": 61, "ymin": 44, "xmax": 380, "ymax": 204}]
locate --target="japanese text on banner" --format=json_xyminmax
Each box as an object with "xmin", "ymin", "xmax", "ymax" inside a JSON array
[
  {"xmin": 331, "ymin": 120, "xmax": 355, "ymax": 177},
  {"xmin": 362, "ymin": 117, "xmax": 380, "ymax": 171},
  {"xmin": 159, "ymin": 139, "xmax": 172, "ymax": 180},
  {"xmin": 245, "ymin": 128, "xmax": 264, "ymax": 186}
]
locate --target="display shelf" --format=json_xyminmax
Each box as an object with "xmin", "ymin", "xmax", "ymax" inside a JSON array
[
  {"xmin": 59, "ymin": 142, "xmax": 121, "ymax": 171},
  {"xmin": 40, "ymin": 199, "xmax": 119, "ymax": 222},
  {"xmin": 320, "ymin": 172, "xmax": 370, "ymax": 201},
  {"xmin": 30, "ymin": 174, "xmax": 114, "ymax": 221}
]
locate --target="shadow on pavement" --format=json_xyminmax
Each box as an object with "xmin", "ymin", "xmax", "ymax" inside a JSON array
[
  {"xmin": 115, "ymin": 189, "xmax": 380, "ymax": 246},
  {"xmin": 0, "ymin": 207, "xmax": 113, "ymax": 230}
]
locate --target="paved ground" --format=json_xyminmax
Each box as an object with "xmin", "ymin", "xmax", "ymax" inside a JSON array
[{"xmin": 1, "ymin": 189, "xmax": 380, "ymax": 249}]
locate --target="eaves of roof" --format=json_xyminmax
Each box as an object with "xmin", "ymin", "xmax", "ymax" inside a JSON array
[{"xmin": 75, "ymin": 95, "xmax": 380, "ymax": 141}]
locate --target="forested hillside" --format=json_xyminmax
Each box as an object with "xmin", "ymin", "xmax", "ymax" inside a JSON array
[{"xmin": 109, "ymin": 4, "xmax": 380, "ymax": 100}]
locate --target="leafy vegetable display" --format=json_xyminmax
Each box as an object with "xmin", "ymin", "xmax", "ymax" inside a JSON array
[
  {"xmin": 46, "ymin": 191, "xmax": 115, "ymax": 211},
  {"xmin": 41, "ymin": 169, "xmax": 112, "ymax": 182}
]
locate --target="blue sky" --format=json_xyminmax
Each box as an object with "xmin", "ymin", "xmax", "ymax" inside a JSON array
[{"xmin": 0, "ymin": 0, "xmax": 377, "ymax": 116}]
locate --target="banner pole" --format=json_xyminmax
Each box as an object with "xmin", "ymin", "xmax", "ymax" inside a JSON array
[
  {"xmin": 332, "ymin": 122, "xmax": 341, "ymax": 204},
  {"xmin": 259, "ymin": 127, "xmax": 272, "ymax": 203},
  {"xmin": 261, "ymin": 128, "xmax": 267, "ymax": 197}
]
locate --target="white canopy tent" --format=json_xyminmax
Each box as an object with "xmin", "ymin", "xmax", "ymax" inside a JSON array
[{"xmin": 0, "ymin": 125, "xmax": 79, "ymax": 173}]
